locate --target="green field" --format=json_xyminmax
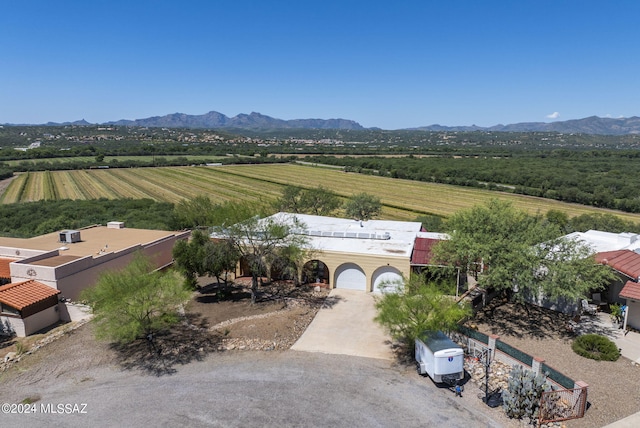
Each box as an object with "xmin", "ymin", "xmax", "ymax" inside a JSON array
[{"xmin": 3, "ymin": 163, "xmax": 640, "ymax": 223}]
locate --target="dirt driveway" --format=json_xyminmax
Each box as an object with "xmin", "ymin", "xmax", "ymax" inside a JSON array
[{"xmin": 291, "ymin": 289, "xmax": 395, "ymax": 360}]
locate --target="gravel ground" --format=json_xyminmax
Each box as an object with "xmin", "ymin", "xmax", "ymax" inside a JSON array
[
  {"xmin": 0, "ymin": 324, "xmax": 509, "ymax": 428},
  {"xmin": 472, "ymin": 301, "xmax": 640, "ymax": 428}
]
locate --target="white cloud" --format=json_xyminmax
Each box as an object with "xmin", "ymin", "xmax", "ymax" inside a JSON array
[{"xmin": 546, "ymin": 112, "xmax": 560, "ymax": 119}]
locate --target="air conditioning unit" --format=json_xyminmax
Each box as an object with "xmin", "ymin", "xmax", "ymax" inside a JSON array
[{"xmin": 59, "ymin": 230, "xmax": 81, "ymax": 244}]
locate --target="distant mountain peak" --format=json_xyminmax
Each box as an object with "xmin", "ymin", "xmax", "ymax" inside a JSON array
[{"xmin": 106, "ymin": 111, "xmax": 364, "ymax": 130}]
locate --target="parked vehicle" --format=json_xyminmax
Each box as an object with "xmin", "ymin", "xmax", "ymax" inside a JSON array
[{"xmin": 415, "ymin": 330, "xmax": 464, "ymax": 384}]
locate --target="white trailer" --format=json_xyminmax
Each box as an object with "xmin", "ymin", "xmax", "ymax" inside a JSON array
[{"xmin": 415, "ymin": 331, "xmax": 464, "ymax": 384}]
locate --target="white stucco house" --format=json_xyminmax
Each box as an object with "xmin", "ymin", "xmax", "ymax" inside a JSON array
[
  {"xmin": 564, "ymin": 229, "xmax": 640, "ymax": 330},
  {"xmin": 227, "ymin": 212, "xmax": 448, "ymax": 294}
]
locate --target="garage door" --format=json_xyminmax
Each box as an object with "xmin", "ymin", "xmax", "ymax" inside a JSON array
[
  {"xmin": 373, "ymin": 267, "xmax": 403, "ymax": 294},
  {"xmin": 335, "ymin": 263, "xmax": 366, "ymax": 291}
]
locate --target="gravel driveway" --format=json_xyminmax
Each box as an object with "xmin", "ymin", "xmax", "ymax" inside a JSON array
[{"xmin": 1, "ymin": 347, "xmax": 507, "ymax": 428}]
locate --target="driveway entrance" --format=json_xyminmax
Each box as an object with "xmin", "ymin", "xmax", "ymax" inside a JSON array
[{"xmin": 291, "ymin": 288, "xmax": 394, "ymax": 360}]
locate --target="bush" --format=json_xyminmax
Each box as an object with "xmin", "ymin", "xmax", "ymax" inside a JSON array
[
  {"xmin": 502, "ymin": 365, "xmax": 551, "ymax": 421},
  {"xmin": 572, "ymin": 334, "xmax": 620, "ymax": 361}
]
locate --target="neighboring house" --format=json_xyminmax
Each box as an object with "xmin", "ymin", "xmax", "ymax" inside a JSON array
[
  {"xmin": 0, "ymin": 280, "xmax": 61, "ymax": 336},
  {"xmin": 0, "ymin": 222, "xmax": 189, "ymax": 336},
  {"xmin": 564, "ymin": 230, "xmax": 640, "ymax": 328},
  {"xmin": 595, "ymin": 250, "xmax": 640, "ymax": 331},
  {"xmin": 227, "ymin": 212, "xmax": 448, "ymax": 294}
]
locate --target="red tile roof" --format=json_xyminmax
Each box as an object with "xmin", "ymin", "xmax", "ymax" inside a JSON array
[
  {"xmin": 620, "ymin": 280, "xmax": 640, "ymax": 301},
  {"xmin": 0, "ymin": 257, "xmax": 16, "ymax": 279},
  {"xmin": 0, "ymin": 280, "xmax": 60, "ymax": 311},
  {"xmin": 596, "ymin": 250, "xmax": 640, "ymax": 280},
  {"xmin": 411, "ymin": 237, "xmax": 441, "ymax": 266}
]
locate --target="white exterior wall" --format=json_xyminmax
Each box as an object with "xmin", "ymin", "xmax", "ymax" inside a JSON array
[
  {"xmin": 22, "ymin": 306, "xmax": 60, "ymax": 336},
  {"xmin": 625, "ymin": 299, "xmax": 640, "ymax": 331},
  {"xmin": 0, "ymin": 246, "xmax": 47, "ymax": 260}
]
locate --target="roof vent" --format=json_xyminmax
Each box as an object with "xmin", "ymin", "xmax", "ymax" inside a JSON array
[{"xmin": 59, "ymin": 230, "xmax": 81, "ymax": 243}]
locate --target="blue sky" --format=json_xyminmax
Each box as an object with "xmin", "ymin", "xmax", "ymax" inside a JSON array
[{"xmin": 2, "ymin": 1, "xmax": 639, "ymax": 129}]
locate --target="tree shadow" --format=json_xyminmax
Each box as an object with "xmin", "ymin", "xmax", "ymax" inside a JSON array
[
  {"xmin": 110, "ymin": 313, "xmax": 222, "ymax": 376},
  {"xmin": 474, "ymin": 299, "xmax": 574, "ymax": 340},
  {"xmin": 195, "ymin": 282, "xmax": 251, "ymax": 303},
  {"xmin": 0, "ymin": 334, "xmax": 15, "ymax": 350}
]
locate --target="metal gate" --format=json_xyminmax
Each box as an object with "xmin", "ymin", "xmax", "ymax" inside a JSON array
[{"xmin": 539, "ymin": 387, "xmax": 587, "ymax": 424}]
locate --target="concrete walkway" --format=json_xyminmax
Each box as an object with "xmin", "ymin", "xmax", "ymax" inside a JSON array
[
  {"xmin": 587, "ymin": 312, "xmax": 640, "ymax": 428},
  {"xmin": 291, "ymin": 288, "xmax": 395, "ymax": 360},
  {"xmin": 578, "ymin": 312, "xmax": 640, "ymax": 364}
]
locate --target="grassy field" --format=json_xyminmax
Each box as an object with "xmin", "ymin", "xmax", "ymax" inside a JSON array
[{"xmin": 2, "ymin": 163, "xmax": 640, "ymax": 223}]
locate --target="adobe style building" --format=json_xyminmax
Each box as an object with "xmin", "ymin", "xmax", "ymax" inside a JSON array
[
  {"xmin": 231, "ymin": 213, "xmax": 447, "ymax": 294},
  {"xmin": 0, "ymin": 222, "xmax": 189, "ymax": 336}
]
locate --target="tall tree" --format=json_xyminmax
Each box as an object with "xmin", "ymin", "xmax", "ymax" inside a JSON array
[
  {"xmin": 344, "ymin": 192, "xmax": 382, "ymax": 221},
  {"xmin": 218, "ymin": 213, "xmax": 310, "ymax": 303},
  {"xmin": 434, "ymin": 199, "xmax": 616, "ymax": 304},
  {"xmin": 81, "ymin": 253, "xmax": 191, "ymax": 344},
  {"xmin": 202, "ymin": 238, "xmax": 241, "ymax": 284},
  {"xmin": 276, "ymin": 185, "xmax": 305, "ymax": 213},
  {"xmin": 374, "ymin": 276, "xmax": 472, "ymax": 345},
  {"xmin": 170, "ymin": 195, "xmax": 216, "ymax": 229},
  {"xmin": 300, "ymin": 186, "xmax": 341, "ymax": 216},
  {"xmin": 275, "ymin": 185, "xmax": 341, "ymax": 216},
  {"xmin": 172, "ymin": 229, "xmax": 209, "ymax": 288}
]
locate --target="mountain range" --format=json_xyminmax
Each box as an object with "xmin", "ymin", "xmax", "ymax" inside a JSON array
[
  {"xmin": 107, "ymin": 111, "xmax": 364, "ymax": 130},
  {"xmin": 11, "ymin": 111, "xmax": 640, "ymax": 135},
  {"xmin": 413, "ymin": 116, "xmax": 640, "ymax": 135}
]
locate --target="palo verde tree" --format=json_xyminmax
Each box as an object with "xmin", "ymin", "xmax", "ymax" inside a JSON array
[
  {"xmin": 344, "ymin": 192, "xmax": 382, "ymax": 221},
  {"xmin": 434, "ymin": 199, "xmax": 616, "ymax": 304},
  {"xmin": 374, "ymin": 275, "xmax": 472, "ymax": 346},
  {"xmin": 170, "ymin": 194, "xmax": 217, "ymax": 229},
  {"xmin": 172, "ymin": 229, "xmax": 210, "ymax": 288},
  {"xmin": 217, "ymin": 213, "xmax": 310, "ymax": 304},
  {"xmin": 81, "ymin": 252, "xmax": 191, "ymax": 344},
  {"xmin": 173, "ymin": 230, "xmax": 240, "ymax": 287}
]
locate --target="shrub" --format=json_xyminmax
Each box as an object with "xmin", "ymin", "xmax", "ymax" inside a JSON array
[
  {"xmin": 572, "ymin": 334, "xmax": 620, "ymax": 361},
  {"xmin": 502, "ymin": 365, "xmax": 551, "ymax": 421}
]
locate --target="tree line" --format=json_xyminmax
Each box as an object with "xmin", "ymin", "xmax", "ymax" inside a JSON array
[{"xmin": 302, "ymin": 153, "xmax": 640, "ymax": 213}]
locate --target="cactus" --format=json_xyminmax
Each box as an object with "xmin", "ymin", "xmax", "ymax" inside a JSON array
[{"xmin": 502, "ymin": 365, "xmax": 551, "ymax": 421}]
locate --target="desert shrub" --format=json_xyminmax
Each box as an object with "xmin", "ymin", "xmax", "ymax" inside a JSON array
[
  {"xmin": 571, "ymin": 334, "xmax": 620, "ymax": 361},
  {"xmin": 502, "ymin": 365, "xmax": 551, "ymax": 421}
]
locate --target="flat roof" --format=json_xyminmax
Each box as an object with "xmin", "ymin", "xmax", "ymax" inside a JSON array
[
  {"xmin": 0, "ymin": 225, "xmax": 186, "ymax": 259},
  {"xmin": 267, "ymin": 213, "xmax": 423, "ymax": 258},
  {"xmin": 565, "ymin": 230, "xmax": 640, "ymax": 253}
]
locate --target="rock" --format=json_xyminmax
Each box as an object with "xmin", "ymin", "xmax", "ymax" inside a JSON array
[{"xmin": 4, "ymin": 352, "xmax": 16, "ymax": 362}]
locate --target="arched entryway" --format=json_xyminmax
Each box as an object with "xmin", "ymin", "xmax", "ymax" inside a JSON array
[
  {"xmin": 372, "ymin": 266, "xmax": 403, "ymax": 294},
  {"xmin": 334, "ymin": 263, "xmax": 366, "ymax": 291},
  {"xmin": 302, "ymin": 260, "xmax": 330, "ymax": 286}
]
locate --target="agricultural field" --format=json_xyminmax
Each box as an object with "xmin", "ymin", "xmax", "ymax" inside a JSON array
[{"xmin": 2, "ymin": 164, "xmax": 640, "ymax": 223}]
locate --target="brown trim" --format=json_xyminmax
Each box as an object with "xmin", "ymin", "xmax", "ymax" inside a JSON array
[{"xmin": 20, "ymin": 295, "xmax": 59, "ymax": 318}]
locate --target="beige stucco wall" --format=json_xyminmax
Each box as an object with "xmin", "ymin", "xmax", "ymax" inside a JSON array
[
  {"xmin": 9, "ymin": 232, "xmax": 188, "ymax": 301},
  {"xmin": 310, "ymin": 250, "xmax": 410, "ymax": 292}
]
